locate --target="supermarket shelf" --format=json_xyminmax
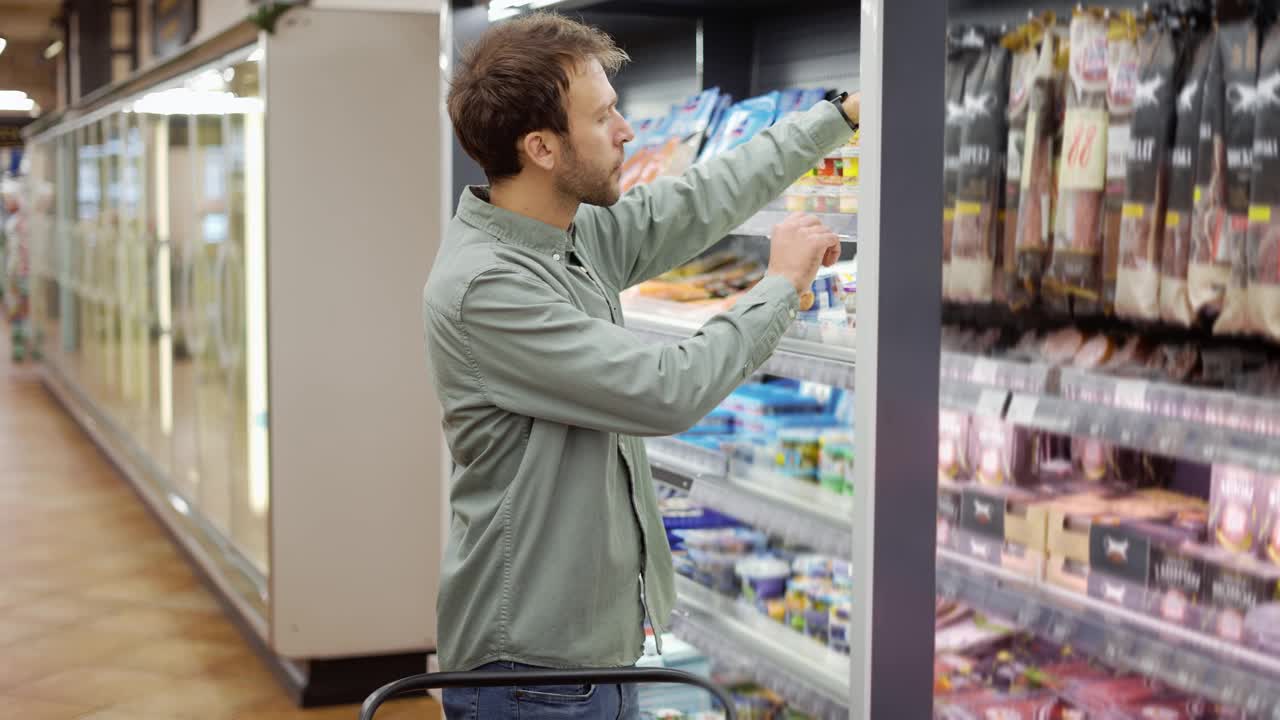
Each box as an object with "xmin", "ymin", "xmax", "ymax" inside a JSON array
[
  {"xmin": 936, "ymin": 549, "xmax": 1280, "ymax": 718},
  {"xmin": 940, "ymin": 352, "xmax": 1280, "ymax": 475},
  {"xmin": 645, "ymin": 438, "xmax": 854, "ymax": 556},
  {"xmin": 626, "ymin": 311, "xmax": 856, "ymax": 389},
  {"xmin": 671, "ymin": 575, "xmax": 851, "ymax": 720},
  {"xmin": 730, "ymin": 210, "xmax": 858, "ymax": 243}
]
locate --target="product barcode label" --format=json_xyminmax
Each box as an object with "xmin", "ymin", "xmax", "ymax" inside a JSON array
[
  {"xmin": 975, "ymin": 390, "xmax": 1008, "ymax": 418},
  {"xmin": 1113, "ymin": 380, "xmax": 1148, "ymax": 410},
  {"xmin": 971, "ymin": 358, "xmax": 998, "ymax": 386}
]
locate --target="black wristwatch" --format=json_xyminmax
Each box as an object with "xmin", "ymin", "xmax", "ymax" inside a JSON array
[{"xmin": 831, "ymin": 91, "xmax": 859, "ymax": 132}]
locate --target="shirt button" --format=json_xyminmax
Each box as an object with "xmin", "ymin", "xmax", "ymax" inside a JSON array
[
  {"xmin": 788, "ymin": 309, "xmax": 796, "ymax": 319},
  {"xmin": 553, "ymin": 253, "xmax": 561, "ymax": 261}
]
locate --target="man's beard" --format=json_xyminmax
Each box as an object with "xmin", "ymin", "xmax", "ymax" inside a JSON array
[{"xmin": 555, "ymin": 139, "xmax": 620, "ymax": 207}]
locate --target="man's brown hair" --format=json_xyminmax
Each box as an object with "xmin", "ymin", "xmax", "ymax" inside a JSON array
[{"xmin": 447, "ymin": 13, "xmax": 629, "ymax": 182}]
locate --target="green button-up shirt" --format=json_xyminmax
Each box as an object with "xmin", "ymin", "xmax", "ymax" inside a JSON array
[{"xmin": 423, "ymin": 101, "xmax": 852, "ymax": 672}]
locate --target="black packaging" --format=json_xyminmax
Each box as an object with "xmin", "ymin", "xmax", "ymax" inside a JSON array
[
  {"xmin": 951, "ymin": 38, "xmax": 1012, "ymax": 305},
  {"xmin": 1161, "ymin": 28, "xmax": 1214, "ymax": 326},
  {"xmin": 1116, "ymin": 20, "xmax": 1183, "ymax": 321},
  {"xmin": 946, "ymin": 27, "xmax": 988, "ymax": 300},
  {"xmin": 1188, "ymin": 29, "xmax": 1229, "ymax": 319},
  {"xmin": 1246, "ymin": 23, "xmax": 1280, "ymax": 342},
  {"xmin": 1214, "ymin": 16, "xmax": 1265, "ymax": 336}
]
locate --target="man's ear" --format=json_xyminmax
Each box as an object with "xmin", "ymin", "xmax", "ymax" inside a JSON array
[{"xmin": 519, "ymin": 130, "xmax": 559, "ymax": 173}]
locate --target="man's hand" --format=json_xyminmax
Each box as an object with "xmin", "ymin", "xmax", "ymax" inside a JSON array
[
  {"xmin": 769, "ymin": 213, "xmax": 842, "ymax": 301},
  {"xmin": 842, "ymin": 91, "xmax": 861, "ymax": 125}
]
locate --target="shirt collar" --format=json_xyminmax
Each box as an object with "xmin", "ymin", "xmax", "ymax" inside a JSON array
[{"xmin": 456, "ymin": 186, "xmax": 575, "ymax": 254}]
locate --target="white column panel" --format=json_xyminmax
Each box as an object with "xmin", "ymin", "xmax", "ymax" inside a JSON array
[{"xmin": 266, "ymin": 8, "xmax": 444, "ymax": 658}]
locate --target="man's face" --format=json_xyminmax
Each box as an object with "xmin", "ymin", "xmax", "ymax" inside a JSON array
[{"xmin": 556, "ymin": 58, "xmax": 634, "ymax": 207}]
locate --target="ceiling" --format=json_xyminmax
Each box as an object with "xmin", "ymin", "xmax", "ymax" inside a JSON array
[
  {"xmin": 0, "ymin": 0, "xmax": 62, "ymax": 43},
  {"xmin": 0, "ymin": 0, "xmax": 62, "ymax": 115}
]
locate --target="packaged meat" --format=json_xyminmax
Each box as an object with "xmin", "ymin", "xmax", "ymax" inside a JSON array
[
  {"xmin": 1101, "ymin": 12, "xmax": 1142, "ymax": 314},
  {"xmin": 946, "ymin": 28, "xmax": 988, "ymax": 300},
  {"xmin": 1014, "ymin": 28, "xmax": 1067, "ymax": 309},
  {"xmin": 1116, "ymin": 19, "xmax": 1182, "ymax": 321},
  {"xmin": 967, "ymin": 416, "xmax": 1035, "ymax": 487},
  {"xmin": 1040, "ymin": 326, "xmax": 1086, "ymax": 364},
  {"xmin": 1072, "ymin": 333, "xmax": 1114, "ymax": 368},
  {"xmin": 1188, "ymin": 30, "xmax": 1229, "ymax": 320},
  {"xmin": 1257, "ymin": 474, "xmax": 1280, "ymax": 565},
  {"xmin": 1044, "ymin": 8, "xmax": 1111, "ymax": 314},
  {"xmin": 1211, "ymin": 464, "xmax": 1265, "ymax": 554},
  {"xmin": 1213, "ymin": 16, "xmax": 1264, "ymax": 336},
  {"xmin": 951, "ymin": 37, "xmax": 1012, "ymax": 304},
  {"xmin": 939, "ymin": 410, "xmax": 971, "ymax": 484},
  {"xmin": 1161, "ymin": 27, "xmax": 1214, "ymax": 326},
  {"xmin": 1247, "ymin": 23, "xmax": 1280, "ymax": 342},
  {"xmin": 1003, "ymin": 20, "xmax": 1045, "ymax": 308}
]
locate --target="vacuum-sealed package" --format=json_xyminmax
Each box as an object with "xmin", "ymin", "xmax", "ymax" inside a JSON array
[
  {"xmin": 1116, "ymin": 20, "xmax": 1182, "ymax": 321},
  {"xmin": 1101, "ymin": 13, "xmax": 1142, "ymax": 314},
  {"xmin": 1002, "ymin": 22, "xmax": 1043, "ymax": 307},
  {"xmin": 951, "ymin": 37, "xmax": 1012, "ymax": 303},
  {"xmin": 1013, "ymin": 28, "xmax": 1067, "ymax": 309},
  {"xmin": 1188, "ymin": 31, "xmax": 1229, "ymax": 320},
  {"xmin": 1161, "ymin": 28, "xmax": 1214, "ymax": 326},
  {"xmin": 1248, "ymin": 23, "xmax": 1280, "ymax": 341},
  {"xmin": 1213, "ymin": 17, "xmax": 1264, "ymax": 336},
  {"xmin": 946, "ymin": 28, "xmax": 986, "ymax": 299},
  {"xmin": 1045, "ymin": 8, "xmax": 1111, "ymax": 314}
]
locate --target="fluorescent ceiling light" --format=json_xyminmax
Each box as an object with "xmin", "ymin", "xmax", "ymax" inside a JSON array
[
  {"xmin": 44, "ymin": 40, "xmax": 63, "ymax": 60},
  {"xmin": 0, "ymin": 38, "xmax": 7, "ymax": 57},
  {"xmin": 248, "ymin": 47, "xmax": 264, "ymax": 63},
  {"xmin": 131, "ymin": 87, "xmax": 263, "ymax": 115},
  {"xmin": 0, "ymin": 90, "xmax": 34, "ymax": 112}
]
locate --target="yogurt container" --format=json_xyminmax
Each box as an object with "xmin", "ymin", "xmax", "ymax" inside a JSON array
[{"xmin": 736, "ymin": 556, "xmax": 791, "ymax": 605}]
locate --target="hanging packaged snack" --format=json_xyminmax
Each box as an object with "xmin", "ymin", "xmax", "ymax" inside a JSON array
[
  {"xmin": 1213, "ymin": 15, "xmax": 1264, "ymax": 336},
  {"xmin": 1002, "ymin": 21, "xmax": 1043, "ymax": 307},
  {"xmin": 1161, "ymin": 26, "xmax": 1214, "ymax": 327},
  {"xmin": 1188, "ymin": 30, "xmax": 1230, "ymax": 320},
  {"xmin": 1044, "ymin": 8, "xmax": 1110, "ymax": 315},
  {"xmin": 1100, "ymin": 12, "xmax": 1142, "ymax": 314},
  {"xmin": 951, "ymin": 35, "xmax": 1012, "ymax": 304},
  {"xmin": 1247, "ymin": 23, "xmax": 1280, "ymax": 342},
  {"xmin": 946, "ymin": 27, "xmax": 988, "ymax": 300},
  {"xmin": 1116, "ymin": 18, "xmax": 1183, "ymax": 321},
  {"xmin": 1013, "ymin": 27, "xmax": 1067, "ymax": 309}
]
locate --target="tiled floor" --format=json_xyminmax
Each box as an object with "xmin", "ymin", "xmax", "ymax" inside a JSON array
[{"xmin": 0, "ymin": 331, "xmax": 441, "ymax": 719}]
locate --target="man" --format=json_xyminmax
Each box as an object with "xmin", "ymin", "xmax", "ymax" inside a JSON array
[{"xmin": 424, "ymin": 12, "xmax": 860, "ymax": 720}]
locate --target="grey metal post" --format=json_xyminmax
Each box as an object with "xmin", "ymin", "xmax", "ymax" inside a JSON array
[{"xmin": 851, "ymin": 0, "xmax": 943, "ymax": 717}]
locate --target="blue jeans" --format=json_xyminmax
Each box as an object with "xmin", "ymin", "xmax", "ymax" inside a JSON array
[{"xmin": 442, "ymin": 661, "xmax": 639, "ymax": 720}]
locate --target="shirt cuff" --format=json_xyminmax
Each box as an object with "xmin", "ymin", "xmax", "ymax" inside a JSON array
[
  {"xmin": 742, "ymin": 274, "xmax": 799, "ymax": 366},
  {"xmin": 793, "ymin": 101, "xmax": 858, "ymax": 158}
]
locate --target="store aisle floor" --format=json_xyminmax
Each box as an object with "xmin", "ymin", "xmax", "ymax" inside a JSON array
[{"xmin": 0, "ymin": 334, "xmax": 440, "ymax": 720}]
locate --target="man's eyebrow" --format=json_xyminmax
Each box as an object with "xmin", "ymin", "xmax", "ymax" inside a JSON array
[{"xmin": 596, "ymin": 95, "xmax": 618, "ymax": 114}]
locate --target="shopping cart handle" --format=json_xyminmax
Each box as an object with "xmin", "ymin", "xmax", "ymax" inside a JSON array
[{"xmin": 359, "ymin": 666, "xmax": 737, "ymax": 720}]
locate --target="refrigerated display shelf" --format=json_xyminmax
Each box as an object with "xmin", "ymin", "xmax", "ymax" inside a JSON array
[
  {"xmin": 730, "ymin": 210, "xmax": 858, "ymax": 243},
  {"xmin": 626, "ymin": 311, "xmax": 856, "ymax": 389},
  {"xmin": 646, "ymin": 438, "xmax": 854, "ymax": 556},
  {"xmin": 941, "ymin": 352, "xmax": 1280, "ymax": 475},
  {"xmin": 936, "ymin": 549, "xmax": 1280, "ymax": 718},
  {"xmin": 671, "ymin": 574, "xmax": 851, "ymax": 720}
]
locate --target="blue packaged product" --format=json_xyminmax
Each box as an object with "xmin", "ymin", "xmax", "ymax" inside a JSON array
[
  {"xmin": 777, "ymin": 87, "xmax": 827, "ymax": 119},
  {"xmin": 701, "ymin": 91, "xmax": 781, "ymax": 158},
  {"xmin": 696, "ymin": 94, "xmax": 735, "ymax": 163},
  {"xmin": 684, "ymin": 407, "xmax": 735, "ymax": 435},
  {"xmin": 721, "ymin": 384, "xmax": 821, "ymax": 416},
  {"xmin": 667, "ymin": 88, "xmax": 721, "ymax": 140}
]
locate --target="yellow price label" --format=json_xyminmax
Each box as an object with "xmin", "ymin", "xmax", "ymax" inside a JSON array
[
  {"xmin": 1249, "ymin": 205, "xmax": 1272, "ymax": 223},
  {"xmin": 1194, "ymin": 186, "xmax": 1202, "ymax": 203},
  {"xmin": 956, "ymin": 202, "xmax": 982, "ymax": 216},
  {"xmin": 1166, "ymin": 211, "xmax": 1181, "ymax": 226},
  {"xmin": 944, "ymin": 208, "xmax": 956, "ymax": 221},
  {"xmin": 1122, "ymin": 203, "xmax": 1145, "ymax": 219}
]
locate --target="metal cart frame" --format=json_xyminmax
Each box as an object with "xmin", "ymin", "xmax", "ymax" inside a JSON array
[{"xmin": 361, "ymin": 666, "xmax": 738, "ymax": 720}]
